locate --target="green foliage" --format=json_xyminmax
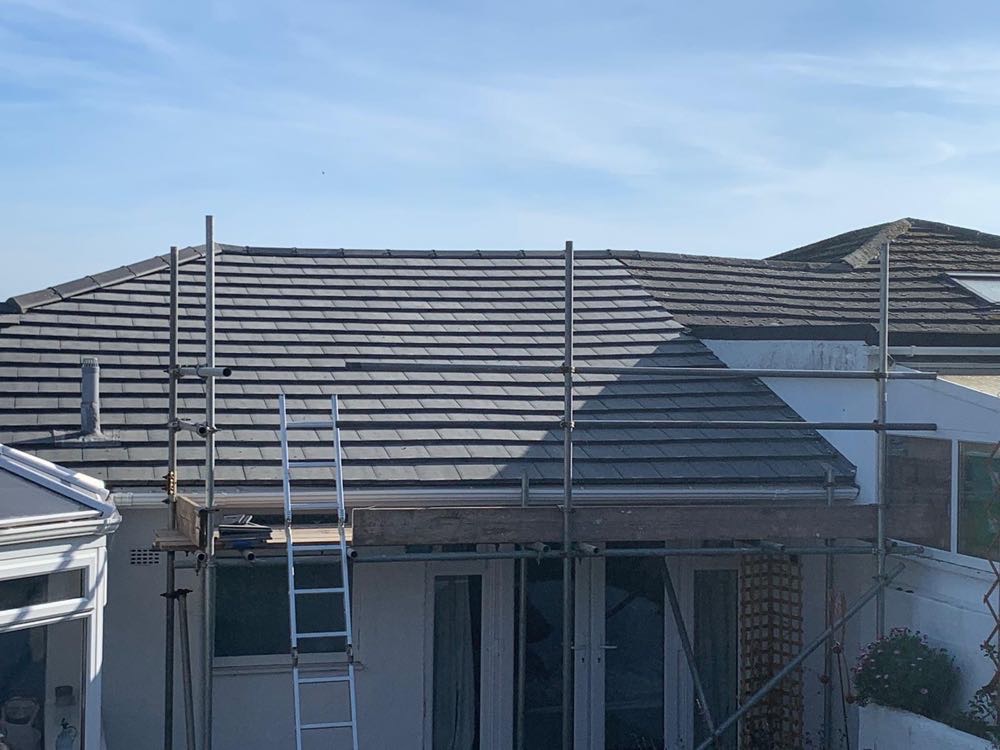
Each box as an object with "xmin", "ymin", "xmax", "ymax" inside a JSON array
[
  {"xmin": 948, "ymin": 643, "xmax": 1000, "ymax": 747},
  {"xmin": 852, "ymin": 627, "xmax": 958, "ymax": 721}
]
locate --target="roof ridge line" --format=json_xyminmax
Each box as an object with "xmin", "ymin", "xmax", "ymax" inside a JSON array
[
  {"xmin": 838, "ymin": 218, "xmax": 912, "ymax": 269},
  {"xmin": 3, "ymin": 244, "xmax": 207, "ymax": 315}
]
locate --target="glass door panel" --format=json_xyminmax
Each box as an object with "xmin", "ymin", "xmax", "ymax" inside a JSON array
[
  {"xmin": 604, "ymin": 557, "xmax": 664, "ymax": 750},
  {"xmin": 514, "ymin": 557, "xmax": 564, "ymax": 749}
]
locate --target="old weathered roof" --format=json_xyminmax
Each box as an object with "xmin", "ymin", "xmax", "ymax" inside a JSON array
[
  {"xmin": 621, "ymin": 218, "xmax": 1000, "ymax": 344},
  {"xmin": 0, "ymin": 245, "xmax": 854, "ymax": 492}
]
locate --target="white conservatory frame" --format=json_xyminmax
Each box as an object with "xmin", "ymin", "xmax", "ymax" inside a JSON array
[{"xmin": 0, "ymin": 444, "xmax": 119, "ymax": 750}]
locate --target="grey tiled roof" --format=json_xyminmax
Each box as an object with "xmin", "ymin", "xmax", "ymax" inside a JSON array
[
  {"xmin": 621, "ymin": 218, "xmax": 1000, "ymax": 344},
  {"xmin": 0, "ymin": 245, "xmax": 854, "ymax": 490}
]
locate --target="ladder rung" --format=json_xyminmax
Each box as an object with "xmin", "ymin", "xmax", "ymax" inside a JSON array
[
  {"xmin": 289, "ymin": 460, "xmax": 339, "ymax": 469},
  {"xmin": 301, "ymin": 721, "xmax": 355, "ymax": 731},
  {"xmin": 287, "ymin": 501, "xmax": 341, "ymax": 511},
  {"xmin": 294, "ymin": 587, "xmax": 345, "ymax": 596},
  {"xmin": 292, "ymin": 543, "xmax": 344, "ymax": 553},
  {"xmin": 287, "ymin": 420, "xmax": 335, "ymax": 429},
  {"xmin": 297, "ymin": 630, "xmax": 349, "ymax": 639},
  {"xmin": 298, "ymin": 674, "xmax": 351, "ymax": 685}
]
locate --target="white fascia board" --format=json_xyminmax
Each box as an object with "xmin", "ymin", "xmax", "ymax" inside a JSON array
[
  {"xmin": 0, "ymin": 512, "xmax": 121, "ymax": 548},
  {"xmin": 112, "ymin": 483, "xmax": 858, "ymax": 509},
  {"xmin": 0, "ymin": 444, "xmax": 116, "ymax": 518}
]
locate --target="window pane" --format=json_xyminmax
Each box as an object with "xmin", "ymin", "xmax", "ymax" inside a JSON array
[
  {"xmin": 514, "ymin": 556, "xmax": 563, "ymax": 750},
  {"xmin": 0, "ymin": 618, "xmax": 87, "ymax": 749},
  {"xmin": 959, "ymin": 442, "xmax": 1000, "ymax": 558},
  {"xmin": 215, "ymin": 561, "xmax": 346, "ymax": 658},
  {"xmin": 432, "ymin": 575, "xmax": 481, "ymax": 750},
  {"xmin": 887, "ymin": 436, "xmax": 952, "ymax": 550},
  {"xmin": 0, "ymin": 569, "xmax": 84, "ymax": 611}
]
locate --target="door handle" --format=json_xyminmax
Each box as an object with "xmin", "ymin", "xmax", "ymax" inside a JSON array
[{"xmin": 600, "ymin": 644, "xmax": 618, "ymax": 650}]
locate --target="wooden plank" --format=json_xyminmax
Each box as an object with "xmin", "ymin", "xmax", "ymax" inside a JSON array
[
  {"xmin": 217, "ymin": 525, "xmax": 353, "ymax": 549},
  {"xmin": 175, "ymin": 495, "xmax": 203, "ymax": 548},
  {"xmin": 350, "ymin": 504, "xmax": 936, "ymax": 546},
  {"xmin": 153, "ymin": 528, "xmax": 198, "ymax": 552}
]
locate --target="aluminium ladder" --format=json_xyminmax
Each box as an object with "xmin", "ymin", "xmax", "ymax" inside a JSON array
[{"xmin": 279, "ymin": 393, "xmax": 359, "ymax": 750}]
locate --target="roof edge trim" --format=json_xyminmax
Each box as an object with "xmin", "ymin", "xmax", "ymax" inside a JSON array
[
  {"xmin": 0, "ymin": 444, "xmax": 115, "ymax": 518},
  {"xmin": 3, "ymin": 244, "xmax": 208, "ymax": 315}
]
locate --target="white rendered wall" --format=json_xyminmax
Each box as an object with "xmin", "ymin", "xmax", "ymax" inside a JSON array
[
  {"xmin": 705, "ymin": 338, "xmax": 1000, "ymax": 730},
  {"xmin": 101, "ymin": 508, "xmax": 439, "ymax": 750}
]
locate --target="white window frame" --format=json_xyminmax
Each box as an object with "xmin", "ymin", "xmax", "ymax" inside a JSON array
[
  {"xmin": 947, "ymin": 272, "xmax": 1000, "ymax": 304},
  {"xmin": 0, "ymin": 542, "xmax": 107, "ymax": 750},
  {"xmin": 665, "ymin": 554, "xmax": 741, "ymax": 750},
  {"xmin": 421, "ymin": 556, "xmax": 513, "ymax": 750}
]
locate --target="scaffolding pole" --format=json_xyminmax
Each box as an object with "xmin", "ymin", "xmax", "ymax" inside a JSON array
[
  {"xmin": 345, "ymin": 360, "xmax": 936, "ymax": 380},
  {"xmin": 163, "ymin": 246, "xmax": 179, "ymax": 750},
  {"xmin": 201, "ymin": 215, "xmax": 217, "ymax": 750},
  {"xmin": 876, "ymin": 240, "xmax": 890, "ymax": 637},
  {"xmin": 349, "ymin": 544, "xmax": 923, "ymax": 565},
  {"xmin": 515, "ymin": 475, "xmax": 529, "ymax": 750},
  {"xmin": 328, "ymin": 418, "xmax": 936, "ymax": 432},
  {"xmin": 822, "ymin": 467, "xmax": 835, "ymax": 750},
  {"xmin": 663, "ymin": 561, "xmax": 718, "ymax": 743},
  {"xmin": 561, "ymin": 240, "xmax": 574, "ymax": 750}
]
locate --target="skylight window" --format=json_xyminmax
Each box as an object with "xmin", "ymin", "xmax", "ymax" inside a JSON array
[{"xmin": 948, "ymin": 273, "xmax": 1000, "ymax": 304}]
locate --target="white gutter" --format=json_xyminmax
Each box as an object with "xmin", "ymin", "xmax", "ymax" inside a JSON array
[
  {"xmin": 111, "ymin": 483, "xmax": 859, "ymax": 510},
  {"xmin": 890, "ymin": 346, "xmax": 1000, "ymax": 357}
]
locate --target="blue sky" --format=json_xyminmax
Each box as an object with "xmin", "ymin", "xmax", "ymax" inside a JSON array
[{"xmin": 2, "ymin": 0, "xmax": 1000, "ymax": 297}]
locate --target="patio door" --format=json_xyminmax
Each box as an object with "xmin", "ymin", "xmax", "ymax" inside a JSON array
[
  {"xmin": 576, "ymin": 554, "xmax": 739, "ymax": 750},
  {"xmin": 424, "ymin": 558, "xmax": 513, "ymax": 750},
  {"xmin": 575, "ymin": 554, "xmax": 665, "ymax": 750},
  {"xmin": 515, "ymin": 551, "xmax": 739, "ymax": 749}
]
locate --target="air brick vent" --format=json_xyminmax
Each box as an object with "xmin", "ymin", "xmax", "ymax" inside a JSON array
[{"xmin": 129, "ymin": 548, "xmax": 161, "ymax": 566}]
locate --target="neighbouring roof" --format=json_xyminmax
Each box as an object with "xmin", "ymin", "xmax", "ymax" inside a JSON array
[
  {"xmin": 621, "ymin": 218, "xmax": 1000, "ymax": 345},
  {"xmin": 0, "ymin": 245, "xmax": 854, "ymax": 492},
  {"xmin": 0, "ymin": 444, "xmax": 116, "ymax": 529}
]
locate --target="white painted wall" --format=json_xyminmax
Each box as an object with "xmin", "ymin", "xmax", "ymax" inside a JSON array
[
  {"xmin": 101, "ymin": 509, "xmax": 462, "ymax": 750},
  {"xmin": 705, "ymin": 338, "xmax": 1000, "ymax": 733},
  {"xmin": 858, "ymin": 704, "xmax": 991, "ymax": 750}
]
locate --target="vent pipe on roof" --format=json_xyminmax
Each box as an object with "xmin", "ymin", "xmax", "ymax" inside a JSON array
[{"xmin": 81, "ymin": 357, "xmax": 103, "ymax": 437}]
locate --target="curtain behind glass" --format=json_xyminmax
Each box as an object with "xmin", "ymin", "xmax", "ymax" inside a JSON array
[{"xmin": 433, "ymin": 577, "xmax": 477, "ymax": 750}]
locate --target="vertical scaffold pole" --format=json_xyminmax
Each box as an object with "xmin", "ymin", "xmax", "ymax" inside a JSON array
[
  {"xmin": 561, "ymin": 240, "xmax": 575, "ymax": 750},
  {"xmin": 163, "ymin": 246, "xmax": 179, "ymax": 750},
  {"xmin": 202, "ymin": 215, "xmax": 217, "ymax": 750},
  {"xmin": 822, "ymin": 466, "xmax": 835, "ymax": 750},
  {"xmin": 516, "ymin": 474, "xmax": 529, "ymax": 750},
  {"xmin": 875, "ymin": 240, "xmax": 890, "ymax": 637}
]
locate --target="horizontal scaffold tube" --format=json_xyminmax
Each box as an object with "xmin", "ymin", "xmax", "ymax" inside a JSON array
[
  {"xmin": 173, "ymin": 543, "xmax": 923, "ymax": 568},
  {"xmin": 350, "ymin": 543, "xmax": 923, "ymax": 564},
  {"xmin": 331, "ymin": 418, "xmax": 936, "ymax": 432},
  {"xmin": 344, "ymin": 359, "xmax": 937, "ymax": 380}
]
